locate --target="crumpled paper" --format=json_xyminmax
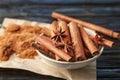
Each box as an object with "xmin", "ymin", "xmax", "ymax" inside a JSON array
[{"xmin": 0, "ymin": 18, "xmax": 96, "ymax": 80}]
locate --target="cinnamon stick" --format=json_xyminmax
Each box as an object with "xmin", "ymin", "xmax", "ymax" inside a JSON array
[
  {"xmin": 32, "ymin": 42, "xmax": 49, "ymax": 55},
  {"xmin": 35, "ymin": 34, "xmax": 72, "ymax": 61},
  {"xmin": 102, "ymin": 38, "xmax": 115, "ymax": 48},
  {"xmin": 52, "ymin": 12, "xmax": 120, "ymax": 39},
  {"xmin": 32, "ymin": 42, "xmax": 63, "ymax": 60},
  {"xmin": 84, "ymin": 48, "xmax": 92, "ymax": 59},
  {"xmin": 58, "ymin": 20, "xmax": 71, "ymax": 43},
  {"xmin": 69, "ymin": 22, "xmax": 86, "ymax": 61},
  {"xmin": 79, "ymin": 25, "xmax": 99, "ymax": 56},
  {"xmin": 55, "ymin": 54, "xmax": 63, "ymax": 61},
  {"xmin": 32, "ymin": 42, "xmax": 55, "ymax": 58},
  {"xmin": 50, "ymin": 21, "xmax": 58, "ymax": 38},
  {"xmin": 90, "ymin": 35, "xmax": 115, "ymax": 48}
]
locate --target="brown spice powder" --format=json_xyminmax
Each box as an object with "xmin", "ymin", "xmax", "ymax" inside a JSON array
[{"xmin": 0, "ymin": 23, "xmax": 50, "ymax": 61}]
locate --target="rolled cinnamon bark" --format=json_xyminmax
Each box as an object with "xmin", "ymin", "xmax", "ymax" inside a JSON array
[
  {"xmin": 55, "ymin": 54, "xmax": 64, "ymax": 61},
  {"xmin": 84, "ymin": 48, "xmax": 92, "ymax": 59},
  {"xmin": 102, "ymin": 38, "xmax": 115, "ymax": 48},
  {"xmin": 79, "ymin": 25, "xmax": 99, "ymax": 56},
  {"xmin": 52, "ymin": 12, "xmax": 120, "ymax": 39},
  {"xmin": 32, "ymin": 42, "xmax": 62, "ymax": 60},
  {"xmin": 50, "ymin": 21, "xmax": 58, "ymax": 38},
  {"xmin": 90, "ymin": 35, "xmax": 115, "ymax": 48},
  {"xmin": 58, "ymin": 20, "xmax": 71, "ymax": 43},
  {"xmin": 69, "ymin": 22, "xmax": 86, "ymax": 61},
  {"xmin": 35, "ymin": 34, "xmax": 72, "ymax": 61},
  {"xmin": 32, "ymin": 42, "xmax": 55, "ymax": 58}
]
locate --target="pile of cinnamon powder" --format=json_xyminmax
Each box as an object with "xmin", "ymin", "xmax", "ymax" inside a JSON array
[{"xmin": 0, "ymin": 23, "xmax": 50, "ymax": 61}]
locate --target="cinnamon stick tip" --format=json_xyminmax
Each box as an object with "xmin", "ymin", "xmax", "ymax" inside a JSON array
[
  {"xmin": 110, "ymin": 42, "xmax": 115, "ymax": 47},
  {"xmin": 52, "ymin": 11, "xmax": 57, "ymax": 15},
  {"xmin": 77, "ymin": 57, "xmax": 86, "ymax": 61},
  {"xmin": 31, "ymin": 42, "xmax": 38, "ymax": 50},
  {"xmin": 69, "ymin": 57, "xmax": 76, "ymax": 62},
  {"xmin": 93, "ymin": 51, "xmax": 99, "ymax": 56},
  {"xmin": 118, "ymin": 34, "xmax": 120, "ymax": 40},
  {"xmin": 51, "ymin": 12, "xmax": 57, "ymax": 17}
]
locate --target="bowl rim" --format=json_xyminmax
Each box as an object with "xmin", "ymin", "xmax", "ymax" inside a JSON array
[{"xmin": 36, "ymin": 46, "xmax": 104, "ymax": 64}]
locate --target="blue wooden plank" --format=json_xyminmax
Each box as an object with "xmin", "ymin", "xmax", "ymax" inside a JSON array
[
  {"xmin": 97, "ymin": 69, "xmax": 120, "ymax": 78},
  {"xmin": 0, "ymin": 5, "xmax": 120, "ymax": 31},
  {"xmin": 0, "ymin": 68, "xmax": 65, "ymax": 80},
  {"xmin": 1, "ymin": 5, "xmax": 120, "ymax": 17},
  {"xmin": 0, "ymin": 0, "xmax": 120, "ymax": 4},
  {"xmin": 98, "ymin": 78, "xmax": 120, "ymax": 80}
]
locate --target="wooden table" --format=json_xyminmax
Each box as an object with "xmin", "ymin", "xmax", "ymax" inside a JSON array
[{"xmin": 0, "ymin": 0, "xmax": 120, "ymax": 80}]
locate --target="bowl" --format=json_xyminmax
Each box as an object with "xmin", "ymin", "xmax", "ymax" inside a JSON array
[
  {"xmin": 36, "ymin": 46, "xmax": 104, "ymax": 69},
  {"xmin": 36, "ymin": 27, "xmax": 104, "ymax": 69}
]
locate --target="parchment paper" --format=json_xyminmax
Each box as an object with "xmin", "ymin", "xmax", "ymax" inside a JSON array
[{"xmin": 0, "ymin": 18, "xmax": 96, "ymax": 80}]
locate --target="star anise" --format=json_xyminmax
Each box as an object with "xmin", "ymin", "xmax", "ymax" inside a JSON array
[
  {"xmin": 95, "ymin": 34, "xmax": 104, "ymax": 41},
  {"xmin": 51, "ymin": 27, "xmax": 66, "ymax": 43},
  {"xmin": 55, "ymin": 42, "xmax": 74, "ymax": 56},
  {"xmin": 93, "ymin": 34, "xmax": 104, "ymax": 47},
  {"xmin": 64, "ymin": 42, "xmax": 74, "ymax": 53}
]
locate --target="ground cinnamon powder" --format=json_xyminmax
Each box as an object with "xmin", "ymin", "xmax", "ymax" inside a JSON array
[{"xmin": 0, "ymin": 23, "xmax": 50, "ymax": 61}]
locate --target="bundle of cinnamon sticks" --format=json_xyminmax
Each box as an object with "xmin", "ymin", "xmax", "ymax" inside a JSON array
[{"xmin": 34, "ymin": 12, "xmax": 119, "ymax": 62}]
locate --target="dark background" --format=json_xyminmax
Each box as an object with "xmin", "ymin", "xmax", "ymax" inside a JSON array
[{"xmin": 0, "ymin": 0, "xmax": 120, "ymax": 80}]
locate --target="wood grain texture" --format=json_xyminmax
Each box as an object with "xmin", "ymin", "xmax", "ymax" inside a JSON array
[
  {"xmin": 0, "ymin": 0, "xmax": 120, "ymax": 80},
  {"xmin": 0, "ymin": 68, "xmax": 65, "ymax": 80},
  {"xmin": 0, "ymin": 0, "xmax": 120, "ymax": 5},
  {"xmin": 0, "ymin": 5, "xmax": 120, "ymax": 30}
]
